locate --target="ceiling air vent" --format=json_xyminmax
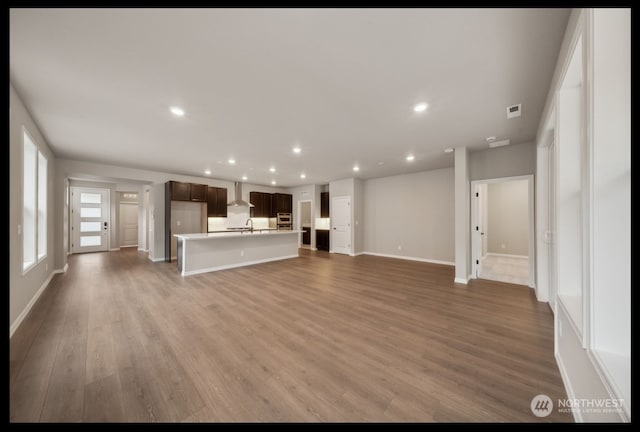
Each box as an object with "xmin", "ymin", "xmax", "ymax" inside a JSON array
[{"xmin": 507, "ymin": 104, "xmax": 522, "ymax": 119}]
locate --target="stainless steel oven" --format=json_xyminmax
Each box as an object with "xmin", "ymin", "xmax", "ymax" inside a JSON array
[{"xmin": 277, "ymin": 213, "xmax": 292, "ymax": 229}]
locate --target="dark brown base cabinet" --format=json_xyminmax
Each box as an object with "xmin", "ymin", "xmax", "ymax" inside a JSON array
[
  {"xmin": 316, "ymin": 229, "xmax": 329, "ymax": 251},
  {"xmin": 302, "ymin": 227, "xmax": 311, "ymax": 245}
]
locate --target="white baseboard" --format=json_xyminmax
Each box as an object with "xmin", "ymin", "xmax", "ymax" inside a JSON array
[
  {"xmin": 350, "ymin": 251, "xmax": 365, "ymax": 257},
  {"xmin": 454, "ymin": 277, "xmax": 469, "ymax": 284},
  {"xmin": 138, "ymin": 248, "xmax": 148, "ymax": 252},
  {"xmin": 181, "ymin": 254, "xmax": 299, "ymax": 276},
  {"xmin": 485, "ymin": 252, "xmax": 528, "ymax": 259},
  {"xmin": 555, "ymin": 352, "xmax": 581, "ymax": 422},
  {"xmin": 119, "ymin": 245, "xmax": 138, "ymax": 248},
  {"xmin": 363, "ymin": 251, "xmax": 455, "ymax": 266},
  {"xmin": 10, "ymin": 269, "xmax": 60, "ymax": 338},
  {"xmin": 311, "ymin": 247, "xmax": 318, "ymax": 251},
  {"xmin": 147, "ymin": 255, "xmax": 166, "ymax": 262},
  {"xmin": 109, "ymin": 248, "xmax": 120, "ymax": 252},
  {"xmin": 59, "ymin": 263, "xmax": 69, "ymax": 273}
]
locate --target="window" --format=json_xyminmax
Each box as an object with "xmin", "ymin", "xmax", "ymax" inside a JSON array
[{"xmin": 22, "ymin": 129, "xmax": 47, "ymax": 272}]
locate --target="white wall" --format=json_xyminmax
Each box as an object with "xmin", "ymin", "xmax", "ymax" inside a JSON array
[
  {"xmin": 469, "ymin": 141, "xmax": 536, "ymax": 181},
  {"xmin": 9, "ymin": 84, "xmax": 58, "ymax": 332},
  {"xmin": 487, "ymin": 180, "xmax": 529, "ymax": 256},
  {"xmin": 363, "ymin": 168, "xmax": 454, "ymax": 264}
]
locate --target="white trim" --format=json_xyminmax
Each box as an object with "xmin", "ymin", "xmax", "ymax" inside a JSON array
[
  {"xmin": 485, "ymin": 252, "xmax": 529, "ymax": 259},
  {"xmin": 181, "ymin": 254, "xmax": 299, "ymax": 276},
  {"xmin": 118, "ymin": 245, "xmax": 138, "ymax": 249},
  {"xmin": 147, "ymin": 255, "xmax": 165, "ymax": 262},
  {"xmin": 454, "ymin": 277, "xmax": 469, "ymax": 284},
  {"xmin": 138, "ymin": 247, "xmax": 148, "ymax": 252},
  {"xmin": 588, "ymin": 349, "xmax": 629, "ymax": 422},
  {"xmin": 555, "ymin": 352, "xmax": 581, "ymax": 423},
  {"xmin": 350, "ymin": 251, "xmax": 365, "ymax": 257},
  {"xmin": 11, "ymin": 269, "xmax": 59, "ymax": 338},
  {"xmin": 311, "ymin": 247, "xmax": 318, "ymax": 251},
  {"xmin": 60, "ymin": 263, "xmax": 69, "ymax": 273},
  {"xmin": 109, "ymin": 248, "xmax": 120, "ymax": 252},
  {"xmin": 363, "ymin": 251, "xmax": 454, "ymax": 266}
]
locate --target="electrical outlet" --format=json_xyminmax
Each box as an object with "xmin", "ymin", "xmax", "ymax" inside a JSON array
[
  {"xmin": 501, "ymin": 243, "xmax": 506, "ymax": 249},
  {"xmin": 176, "ymin": 220, "xmax": 181, "ymax": 226},
  {"xmin": 45, "ymin": 263, "xmax": 48, "ymax": 271},
  {"xmin": 397, "ymin": 245, "xmax": 402, "ymax": 251},
  {"xmin": 240, "ymin": 250, "xmax": 244, "ymax": 257}
]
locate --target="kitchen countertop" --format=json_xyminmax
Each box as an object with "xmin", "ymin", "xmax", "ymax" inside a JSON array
[{"xmin": 176, "ymin": 230, "xmax": 300, "ymax": 240}]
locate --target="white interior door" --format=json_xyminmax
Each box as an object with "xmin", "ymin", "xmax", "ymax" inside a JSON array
[
  {"xmin": 332, "ymin": 196, "xmax": 351, "ymax": 255},
  {"xmin": 119, "ymin": 203, "xmax": 138, "ymax": 247},
  {"xmin": 72, "ymin": 187, "xmax": 110, "ymax": 253}
]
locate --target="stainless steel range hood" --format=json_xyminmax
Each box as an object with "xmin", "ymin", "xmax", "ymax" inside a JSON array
[{"xmin": 227, "ymin": 182, "xmax": 255, "ymax": 207}]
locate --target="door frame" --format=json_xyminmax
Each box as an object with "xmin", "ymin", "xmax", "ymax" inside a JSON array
[
  {"xmin": 297, "ymin": 199, "xmax": 312, "ymax": 248},
  {"xmin": 470, "ymin": 174, "xmax": 535, "ymax": 288}
]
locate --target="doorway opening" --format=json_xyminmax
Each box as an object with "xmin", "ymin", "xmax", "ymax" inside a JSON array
[
  {"xmin": 298, "ymin": 200, "xmax": 312, "ymax": 249},
  {"xmin": 471, "ymin": 175, "xmax": 535, "ymax": 287}
]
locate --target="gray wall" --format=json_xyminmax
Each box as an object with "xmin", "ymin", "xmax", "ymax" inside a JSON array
[
  {"xmin": 364, "ymin": 168, "xmax": 454, "ymax": 263},
  {"xmin": 487, "ymin": 180, "xmax": 529, "ymax": 256},
  {"xmin": 469, "ymin": 141, "xmax": 536, "ymax": 180},
  {"xmin": 455, "ymin": 147, "xmax": 471, "ymax": 281},
  {"xmin": 10, "ymin": 84, "xmax": 57, "ymax": 328}
]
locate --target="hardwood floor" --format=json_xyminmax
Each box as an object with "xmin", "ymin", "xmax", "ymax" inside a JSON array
[{"xmin": 10, "ymin": 248, "xmax": 570, "ymax": 422}]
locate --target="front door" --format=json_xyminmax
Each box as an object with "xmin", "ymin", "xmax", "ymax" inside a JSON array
[
  {"xmin": 332, "ymin": 196, "xmax": 351, "ymax": 255},
  {"xmin": 71, "ymin": 187, "xmax": 110, "ymax": 253}
]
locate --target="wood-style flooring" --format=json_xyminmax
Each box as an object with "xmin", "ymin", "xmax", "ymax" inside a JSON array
[{"xmin": 10, "ymin": 248, "xmax": 570, "ymax": 422}]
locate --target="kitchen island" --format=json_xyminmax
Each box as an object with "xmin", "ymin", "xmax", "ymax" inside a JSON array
[{"xmin": 174, "ymin": 230, "xmax": 300, "ymax": 276}]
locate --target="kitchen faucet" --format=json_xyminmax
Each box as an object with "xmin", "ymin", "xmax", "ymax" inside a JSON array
[{"xmin": 245, "ymin": 218, "xmax": 253, "ymax": 232}]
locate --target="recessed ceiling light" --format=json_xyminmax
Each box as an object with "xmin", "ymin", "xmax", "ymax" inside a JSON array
[
  {"xmin": 300, "ymin": 173, "xmax": 306, "ymax": 179},
  {"xmin": 406, "ymin": 155, "xmax": 415, "ymax": 162},
  {"xmin": 378, "ymin": 161, "xmax": 385, "ymax": 165},
  {"xmin": 353, "ymin": 165, "xmax": 360, "ymax": 172},
  {"xmin": 413, "ymin": 103, "xmax": 428, "ymax": 113},
  {"xmin": 228, "ymin": 158, "xmax": 236, "ymax": 164},
  {"xmin": 242, "ymin": 175, "xmax": 248, "ymax": 181},
  {"xmin": 271, "ymin": 180, "xmax": 276, "ymax": 185},
  {"xmin": 204, "ymin": 169, "xmax": 211, "ymax": 175},
  {"xmin": 269, "ymin": 167, "xmax": 276, "ymax": 173},
  {"xmin": 444, "ymin": 148, "xmax": 454, "ymax": 153},
  {"xmin": 293, "ymin": 147, "xmax": 301, "ymax": 154},
  {"xmin": 485, "ymin": 136, "xmax": 497, "ymax": 143},
  {"xmin": 170, "ymin": 106, "xmax": 185, "ymax": 116}
]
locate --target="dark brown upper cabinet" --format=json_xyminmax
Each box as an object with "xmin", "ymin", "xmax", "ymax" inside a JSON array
[
  {"xmin": 271, "ymin": 193, "xmax": 292, "ymax": 216},
  {"xmin": 320, "ymin": 192, "xmax": 330, "ymax": 218},
  {"xmin": 190, "ymin": 183, "xmax": 207, "ymax": 202},
  {"xmin": 250, "ymin": 191, "xmax": 272, "ymax": 218},
  {"xmin": 207, "ymin": 186, "xmax": 228, "ymax": 218},
  {"xmin": 170, "ymin": 181, "xmax": 191, "ymax": 201},
  {"xmin": 169, "ymin": 181, "xmax": 207, "ymax": 202}
]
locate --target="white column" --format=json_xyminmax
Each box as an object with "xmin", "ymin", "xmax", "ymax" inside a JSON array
[{"xmin": 454, "ymin": 147, "xmax": 470, "ymax": 283}]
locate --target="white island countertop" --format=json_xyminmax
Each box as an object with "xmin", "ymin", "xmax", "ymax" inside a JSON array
[
  {"xmin": 174, "ymin": 230, "xmax": 301, "ymax": 276},
  {"xmin": 175, "ymin": 229, "xmax": 300, "ymax": 240}
]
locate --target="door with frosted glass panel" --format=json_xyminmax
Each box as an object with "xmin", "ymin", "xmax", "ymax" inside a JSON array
[{"xmin": 71, "ymin": 187, "xmax": 110, "ymax": 253}]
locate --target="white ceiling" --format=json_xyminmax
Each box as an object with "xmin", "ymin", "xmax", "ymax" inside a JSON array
[{"xmin": 10, "ymin": 8, "xmax": 570, "ymax": 187}]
